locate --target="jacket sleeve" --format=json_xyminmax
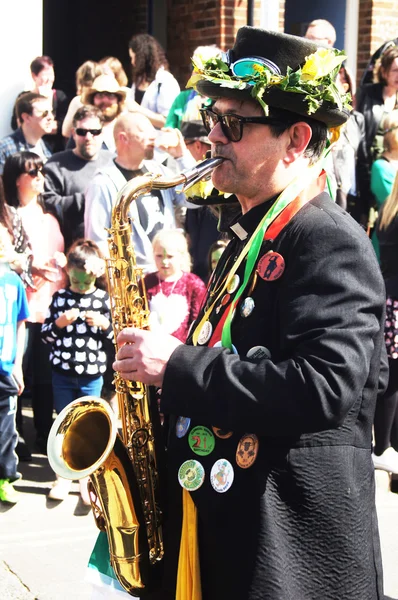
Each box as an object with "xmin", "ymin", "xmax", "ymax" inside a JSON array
[
  {"xmin": 41, "ymin": 295, "xmax": 63, "ymax": 345},
  {"xmin": 161, "ymin": 215, "xmax": 385, "ymax": 436}
]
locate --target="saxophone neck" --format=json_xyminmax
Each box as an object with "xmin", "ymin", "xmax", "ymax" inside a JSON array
[{"xmin": 113, "ymin": 157, "xmax": 225, "ymax": 224}]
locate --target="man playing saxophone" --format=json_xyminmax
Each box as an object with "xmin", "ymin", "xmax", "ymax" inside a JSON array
[{"xmin": 114, "ymin": 28, "xmax": 387, "ymax": 600}]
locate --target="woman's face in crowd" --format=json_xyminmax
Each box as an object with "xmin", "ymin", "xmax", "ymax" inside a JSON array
[
  {"xmin": 16, "ymin": 164, "xmax": 44, "ymax": 204},
  {"xmin": 383, "ymin": 58, "xmax": 398, "ymax": 90},
  {"xmin": 32, "ymin": 66, "xmax": 55, "ymax": 90}
]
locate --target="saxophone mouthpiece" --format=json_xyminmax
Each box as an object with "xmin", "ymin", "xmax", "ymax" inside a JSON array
[{"xmin": 177, "ymin": 156, "xmax": 225, "ymax": 193}]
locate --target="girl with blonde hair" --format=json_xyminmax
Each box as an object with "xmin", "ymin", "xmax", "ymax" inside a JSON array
[{"xmin": 143, "ymin": 229, "xmax": 206, "ymax": 342}]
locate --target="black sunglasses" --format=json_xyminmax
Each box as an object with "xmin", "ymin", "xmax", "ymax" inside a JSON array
[
  {"xmin": 27, "ymin": 166, "xmax": 43, "ymax": 177},
  {"xmin": 34, "ymin": 109, "xmax": 53, "ymax": 119},
  {"xmin": 75, "ymin": 128, "xmax": 102, "ymax": 137},
  {"xmin": 200, "ymin": 107, "xmax": 286, "ymax": 142}
]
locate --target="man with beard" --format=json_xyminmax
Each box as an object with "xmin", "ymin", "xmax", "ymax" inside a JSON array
[
  {"xmin": 0, "ymin": 93, "xmax": 53, "ymax": 174},
  {"xmin": 42, "ymin": 106, "xmax": 113, "ymax": 251},
  {"xmin": 82, "ymin": 74, "xmax": 126, "ymax": 152},
  {"xmin": 84, "ymin": 111, "xmax": 188, "ymax": 272}
]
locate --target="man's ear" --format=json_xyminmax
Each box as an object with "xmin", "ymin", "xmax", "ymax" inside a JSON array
[
  {"xmin": 284, "ymin": 122, "xmax": 313, "ymax": 164},
  {"xmin": 19, "ymin": 112, "xmax": 29, "ymax": 124}
]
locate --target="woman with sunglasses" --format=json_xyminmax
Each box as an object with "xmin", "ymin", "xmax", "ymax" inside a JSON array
[{"xmin": 3, "ymin": 151, "xmax": 66, "ymax": 455}]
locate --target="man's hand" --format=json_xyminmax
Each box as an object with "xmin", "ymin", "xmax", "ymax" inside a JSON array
[
  {"xmin": 156, "ymin": 127, "xmax": 186, "ymax": 158},
  {"xmin": 12, "ymin": 365, "xmax": 24, "ymax": 396},
  {"xmin": 113, "ymin": 327, "xmax": 183, "ymax": 387},
  {"xmin": 55, "ymin": 308, "xmax": 80, "ymax": 328}
]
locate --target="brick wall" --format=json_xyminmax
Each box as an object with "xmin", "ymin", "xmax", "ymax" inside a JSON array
[
  {"xmin": 167, "ymin": 0, "xmax": 285, "ymax": 88},
  {"xmin": 357, "ymin": 0, "xmax": 398, "ymax": 82}
]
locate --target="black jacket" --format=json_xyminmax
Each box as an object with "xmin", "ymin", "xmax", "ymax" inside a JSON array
[
  {"xmin": 161, "ymin": 191, "xmax": 387, "ymax": 600},
  {"xmin": 356, "ymin": 83, "xmax": 386, "ymax": 165}
]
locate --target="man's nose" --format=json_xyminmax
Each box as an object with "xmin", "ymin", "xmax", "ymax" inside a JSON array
[{"xmin": 208, "ymin": 121, "xmax": 227, "ymax": 144}]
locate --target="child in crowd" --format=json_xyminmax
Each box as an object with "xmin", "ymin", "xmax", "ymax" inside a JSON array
[
  {"xmin": 41, "ymin": 239, "xmax": 113, "ymax": 502},
  {"xmin": 208, "ymin": 239, "xmax": 229, "ymax": 279},
  {"xmin": 144, "ymin": 229, "xmax": 207, "ymax": 342},
  {"xmin": 0, "ymin": 227, "xmax": 29, "ymax": 504}
]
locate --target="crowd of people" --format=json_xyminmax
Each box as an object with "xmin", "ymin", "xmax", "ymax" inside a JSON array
[{"xmin": 0, "ymin": 18, "xmax": 398, "ymax": 600}]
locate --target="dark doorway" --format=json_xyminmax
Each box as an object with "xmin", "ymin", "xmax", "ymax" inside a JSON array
[{"xmin": 43, "ymin": 0, "xmax": 147, "ymax": 100}]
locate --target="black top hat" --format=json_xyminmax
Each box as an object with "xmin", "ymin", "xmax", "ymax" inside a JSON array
[{"xmin": 195, "ymin": 27, "xmax": 350, "ymax": 127}]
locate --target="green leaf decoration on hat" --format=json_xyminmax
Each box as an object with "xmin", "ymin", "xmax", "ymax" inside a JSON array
[{"xmin": 186, "ymin": 47, "xmax": 352, "ymax": 119}]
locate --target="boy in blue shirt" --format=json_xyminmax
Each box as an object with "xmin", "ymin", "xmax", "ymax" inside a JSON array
[{"xmin": 0, "ymin": 227, "xmax": 29, "ymax": 503}]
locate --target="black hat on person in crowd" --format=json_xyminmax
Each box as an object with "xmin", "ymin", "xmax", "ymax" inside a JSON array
[
  {"xmin": 194, "ymin": 27, "xmax": 350, "ymax": 128},
  {"xmin": 180, "ymin": 120, "xmax": 210, "ymax": 144}
]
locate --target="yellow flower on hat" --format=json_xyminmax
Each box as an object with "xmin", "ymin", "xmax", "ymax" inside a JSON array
[{"xmin": 301, "ymin": 48, "xmax": 346, "ymax": 82}]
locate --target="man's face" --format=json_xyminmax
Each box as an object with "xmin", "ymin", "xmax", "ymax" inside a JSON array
[
  {"xmin": 208, "ymin": 98, "xmax": 287, "ymax": 206},
  {"xmin": 186, "ymin": 139, "xmax": 211, "ymax": 162},
  {"xmin": 305, "ymin": 25, "xmax": 333, "ymax": 47},
  {"xmin": 124, "ymin": 118, "xmax": 156, "ymax": 162},
  {"xmin": 23, "ymin": 99, "xmax": 54, "ymax": 136},
  {"xmin": 93, "ymin": 92, "xmax": 120, "ymax": 122},
  {"xmin": 73, "ymin": 116, "xmax": 103, "ymax": 160}
]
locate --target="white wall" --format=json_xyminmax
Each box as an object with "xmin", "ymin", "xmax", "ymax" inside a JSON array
[{"xmin": 0, "ymin": 0, "xmax": 43, "ymax": 139}]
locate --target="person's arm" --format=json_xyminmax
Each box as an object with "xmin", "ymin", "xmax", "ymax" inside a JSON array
[
  {"xmin": 62, "ymin": 96, "xmax": 83, "ymax": 138},
  {"xmin": 127, "ymin": 99, "xmax": 167, "ymax": 129},
  {"xmin": 84, "ymin": 175, "xmax": 113, "ymax": 257},
  {"xmin": 189, "ymin": 275, "xmax": 207, "ymax": 322},
  {"xmin": 355, "ymin": 113, "xmax": 372, "ymax": 224},
  {"xmin": 12, "ymin": 320, "xmax": 25, "ymax": 395},
  {"xmin": 128, "ymin": 72, "xmax": 180, "ymax": 129},
  {"xmin": 54, "ymin": 90, "xmax": 69, "ymax": 137}
]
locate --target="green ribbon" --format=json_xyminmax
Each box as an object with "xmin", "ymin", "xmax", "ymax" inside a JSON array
[{"xmin": 221, "ymin": 162, "xmax": 323, "ymax": 350}]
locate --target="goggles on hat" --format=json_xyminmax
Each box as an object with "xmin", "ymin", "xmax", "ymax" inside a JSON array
[{"xmin": 221, "ymin": 51, "xmax": 281, "ymax": 82}]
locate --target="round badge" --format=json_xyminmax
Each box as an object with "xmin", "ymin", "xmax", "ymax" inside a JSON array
[
  {"xmin": 189, "ymin": 426, "xmax": 215, "ymax": 456},
  {"xmin": 212, "ymin": 426, "xmax": 233, "ymax": 439},
  {"xmin": 227, "ymin": 274, "xmax": 240, "ymax": 294},
  {"xmin": 197, "ymin": 320, "xmax": 213, "ymax": 345},
  {"xmin": 240, "ymin": 297, "xmax": 255, "ymax": 318},
  {"xmin": 246, "ymin": 346, "xmax": 272, "ymax": 360},
  {"xmin": 221, "ymin": 293, "xmax": 231, "ymax": 306},
  {"xmin": 210, "ymin": 459, "xmax": 234, "ymax": 493},
  {"xmin": 176, "ymin": 416, "xmax": 191, "ymax": 438},
  {"xmin": 178, "ymin": 459, "xmax": 205, "ymax": 491},
  {"xmin": 236, "ymin": 433, "xmax": 259, "ymax": 469},
  {"xmin": 213, "ymin": 341, "xmax": 238, "ymax": 354},
  {"xmin": 257, "ymin": 252, "xmax": 285, "ymax": 281}
]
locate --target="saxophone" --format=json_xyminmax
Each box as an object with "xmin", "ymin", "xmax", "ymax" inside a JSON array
[{"xmin": 47, "ymin": 156, "xmax": 224, "ymax": 596}]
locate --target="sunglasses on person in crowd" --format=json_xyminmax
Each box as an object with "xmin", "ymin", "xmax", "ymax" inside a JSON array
[
  {"xmin": 200, "ymin": 107, "xmax": 286, "ymax": 142},
  {"xmin": 93, "ymin": 92, "xmax": 118, "ymax": 100},
  {"xmin": 26, "ymin": 166, "xmax": 43, "ymax": 177},
  {"xmin": 75, "ymin": 128, "xmax": 103, "ymax": 137},
  {"xmin": 34, "ymin": 109, "xmax": 54, "ymax": 119}
]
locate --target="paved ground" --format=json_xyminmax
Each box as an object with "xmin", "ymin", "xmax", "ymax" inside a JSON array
[{"xmin": 1, "ymin": 408, "xmax": 398, "ymax": 599}]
